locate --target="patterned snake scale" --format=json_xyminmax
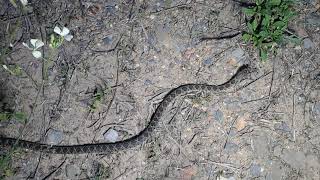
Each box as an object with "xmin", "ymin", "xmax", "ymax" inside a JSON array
[{"xmin": 0, "ymin": 65, "xmax": 252, "ymax": 154}]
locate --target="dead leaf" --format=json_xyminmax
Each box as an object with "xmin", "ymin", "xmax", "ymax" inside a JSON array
[
  {"xmin": 227, "ymin": 57, "xmax": 238, "ymax": 66},
  {"xmin": 180, "ymin": 166, "xmax": 197, "ymax": 180},
  {"xmin": 236, "ymin": 113, "xmax": 250, "ymax": 131}
]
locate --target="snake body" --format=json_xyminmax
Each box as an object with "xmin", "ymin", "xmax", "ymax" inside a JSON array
[{"xmin": 0, "ymin": 65, "xmax": 251, "ymax": 154}]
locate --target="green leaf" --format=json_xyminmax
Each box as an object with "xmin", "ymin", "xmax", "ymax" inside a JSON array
[
  {"xmin": 287, "ymin": 35, "xmax": 302, "ymax": 45},
  {"xmin": 273, "ymin": 21, "xmax": 286, "ymax": 29},
  {"xmin": 262, "ymin": 42, "xmax": 274, "ymax": 49},
  {"xmin": 247, "ymin": 22, "xmax": 254, "ymax": 33},
  {"xmin": 243, "ymin": 8, "xmax": 256, "ymax": 16},
  {"xmin": 13, "ymin": 112, "xmax": 27, "ymax": 122},
  {"xmin": 12, "ymin": 65, "xmax": 22, "ymax": 76},
  {"xmin": 270, "ymin": 0, "xmax": 281, "ymax": 6},
  {"xmin": 0, "ymin": 112, "xmax": 10, "ymax": 121},
  {"xmin": 2, "ymin": 64, "xmax": 22, "ymax": 76},
  {"xmin": 273, "ymin": 29, "xmax": 283, "ymax": 37},
  {"xmin": 9, "ymin": 0, "xmax": 18, "ymax": 8},
  {"xmin": 255, "ymin": 0, "xmax": 264, "ymax": 6},
  {"xmin": 49, "ymin": 34, "xmax": 64, "ymax": 49},
  {"xmin": 242, "ymin": 33, "xmax": 252, "ymax": 42},
  {"xmin": 262, "ymin": 15, "xmax": 271, "ymax": 27},
  {"xmin": 242, "ymin": 0, "xmax": 295, "ymax": 62},
  {"xmin": 253, "ymin": 36, "xmax": 260, "ymax": 46},
  {"xmin": 252, "ymin": 18, "xmax": 258, "ymax": 31},
  {"xmin": 258, "ymin": 31, "xmax": 269, "ymax": 39},
  {"xmin": 260, "ymin": 49, "xmax": 268, "ymax": 61}
]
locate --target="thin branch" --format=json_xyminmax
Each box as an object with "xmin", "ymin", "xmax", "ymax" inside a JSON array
[{"xmin": 200, "ymin": 31, "xmax": 242, "ymax": 41}]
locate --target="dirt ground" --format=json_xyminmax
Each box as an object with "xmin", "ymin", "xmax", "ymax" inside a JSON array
[{"xmin": 0, "ymin": 0, "xmax": 319, "ymax": 179}]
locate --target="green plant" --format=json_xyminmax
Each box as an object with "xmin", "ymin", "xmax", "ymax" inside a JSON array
[
  {"xmin": 50, "ymin": 26, "xmax": 73, "ymax": 49},
  {"xmin": 1, "ymin": 65, "xmax": 22, "ymax": 76},
  {"xmin": 94, "ymin": 164, "xmax": 110, "ymax": 180},
  {"xmin": 0, "ymin": 153, "xmax": 14, "ymax": 179},
  {"xmin": 0, "ymin": 149, "xmax": 22, "ymax": 179},
  {"xmin": 242, "ymin": 0, "xmax": 296, "ymax": 61},
  {"xmin": 0, "ymin": 111, "xmax": 27, "ymax": 123},
  {"xmin": 0, "ymin": 18, "xmax": 23, "ymax": 76},
  {"xmin": 90, "ymin": 89, "xmax": 104, "ymax": 111},
  {"xmin": 20, "ymin": 26, "xmax": 73, "ymax": 80}
]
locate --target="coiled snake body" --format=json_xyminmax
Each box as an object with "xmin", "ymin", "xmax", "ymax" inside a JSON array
[{"xmin": 0, "ymin": 65, "xmax": 252, "ymax": 154}]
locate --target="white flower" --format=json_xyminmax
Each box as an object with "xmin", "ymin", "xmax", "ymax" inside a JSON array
[
  {"xmin": 54, "ymin": 26, "xmax": 73, "ymax": 41},
  {"xmin": 2, "ymin": 65, "xmax": 9, "ymax": 71},
  {"xmin": 22, "ymin": 39, "xmax": 44, "ymax": 59},
  {"xmin": 20, "ymin": 0, "xmax": 28, "ymax": 6}
]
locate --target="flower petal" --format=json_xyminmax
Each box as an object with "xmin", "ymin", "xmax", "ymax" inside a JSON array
[
  {"xmin": 64, "ymin": 34, "xmax": 73, "ymax": 41},
  {"xmin": 34, "ymin": 39, "xmax": 44, "ymax": 49},
  {"xmin": 61, "ymin": 27, "xmax": 70, "ymax": 36},
  {"xmin": 2, "ymin": 65, "xmax": 9, "ymax": 71},
  {"xmin": 54, "ymin": 26, "xmax": 62, "ymax": 35},
  {"xmin": 30, "ymin": 39, "xmax": 38, "ymax": 47},
  {"xmin": 20, "ymin": 0, "xmax": 28, "ymax": 6},
  {"xmin": 22, "ymin": 42, "xmax": 31, "ymax": 49},
  {"xmin": 32, "ymin": 50, "xmax": 42, "ymax": 58}
]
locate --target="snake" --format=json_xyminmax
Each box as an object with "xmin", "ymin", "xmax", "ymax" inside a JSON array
[{"xmin": 0, "ymin": 65, "xmax": 253, "ymax": 154}]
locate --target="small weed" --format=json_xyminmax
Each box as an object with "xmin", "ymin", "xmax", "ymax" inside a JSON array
[
  {"xmin": 50, "ymin": 26, "xmax": 73, "ymax": 49},
  {"xmin": 242, "ymin": 0, "xmax": 297, "ymax": 61},
  {"xmin": 1, "ymin": 65, "xmax": 22, "ymax": 76},
  {"xmin": 0, "ymin": 153, "xmax": 14, "ymax": 179},
  {"xmin": 94, "ymin": 164, "xmax": 110, "ymax": 180},
  {"xmin": 0, "ymin": 17, "xmax": 23, "ymax": 76},
  {"xmin": 20, "ymin": 26, "xmax": 73, "ymax": 80},
  {"xmin": 0, "ymin": 149, "xmax": 22, "ymax": 179},
  {"xmin": 0, "ymin": 111, "xmax": 27, "ymax": 123},
  {"xmin": 90, "ymin": 88, "xmax": 105, "ymax": 111}
]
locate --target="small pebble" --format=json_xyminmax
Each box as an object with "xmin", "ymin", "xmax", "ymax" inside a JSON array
[
  {"xmin": 46, "ymin": 129, "xmax": 63, "ymax": 145},
  {"xmin": 231, "ymin": 48, "xmax": 245, "ymax": 60},
  {"xmin": 250, "ymin": 164, "xmax": 262, "ymax": 177},
  {"xmin": 147, "ymin": 32, "xmax": 157, "ymax": 46},
  {"xmin": 203, "ymin": 57, "xmax": 213, "ymax": 65},
  {"xmin": 274, "ymin": 121, "xmax": 291, "ymax": 133},
  {"xmin": 103, "ymin": 129, "xmax": 119, "ymax": 142},
  {"xmin": 213, "ymin": 109, "xmax": 224, "ymax": 123},
  {"xmin": 144, "ymin": 79, "xmax": 153, "ymax": 85},
  {"xmin": 105, "ymin": 6, "xmax": 115, "ymax": 14},
  {"xmin": 224, "ymin": 142, "xmax": 239, "ymax": 154},
  {"xmin": 303, "ymin": 38, "xmax": 315, "ymax": 49},
  {"xmin": 103, "ymin": 35, "xmax": 113, "ymax": 45},
  {"xmin": 314, "ymin": 102, "xmax": 320, "ymax": 119}
]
